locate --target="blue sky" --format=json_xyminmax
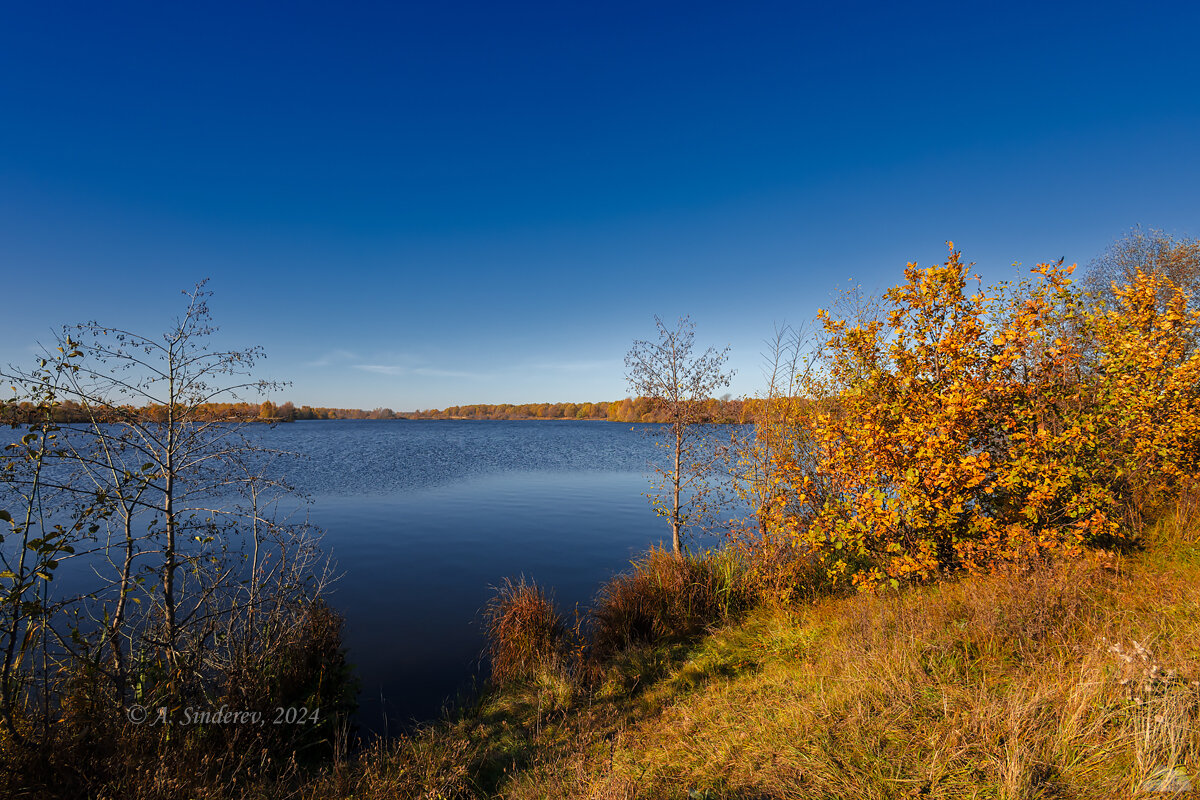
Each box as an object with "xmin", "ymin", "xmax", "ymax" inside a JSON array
[{"xmin": 2, "ymin": 1, "xmax": 1197, "ymax": 409}]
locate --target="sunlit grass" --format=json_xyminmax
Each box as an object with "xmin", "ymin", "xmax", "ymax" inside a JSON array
[{"xmin": 295, "ymin": 509, "xmax": 1200, "ymax": 799}]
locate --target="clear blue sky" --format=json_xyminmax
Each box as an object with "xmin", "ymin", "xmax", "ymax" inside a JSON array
[{"xmin": 2, "ymin": 1, "xmax": 1197, "ymax": 410}]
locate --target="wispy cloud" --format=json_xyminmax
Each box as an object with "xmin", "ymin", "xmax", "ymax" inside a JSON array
[
  {"xmin": 305, "ymin": 349, "xmax": 360, "ymax": 368},
  {"xmin": 413, "ymin": 367, "xmax": 489, "ymax": 379},
  {"xmin": 352, "ymin": 363, "xmax": 407, "ymax": 376},
  {"xmin": 349, "ymin": 364, "xmax": 490, "ymax": 380},
  {"xmin": 308, "ymin": 346, "xmax": 609, "ymax": 381},
  {"xmin": 528, "ymin": 359, "xmax": 620, "ymax": 373}
]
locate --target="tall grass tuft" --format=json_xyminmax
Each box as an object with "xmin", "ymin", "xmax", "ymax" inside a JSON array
[
  {"xmin": 588, "ymin": 547, "xmax": 748, "ymax": 659},
  {"xmin": 484, "ymin": 577, "xmax": 568, "ymax": 686}
]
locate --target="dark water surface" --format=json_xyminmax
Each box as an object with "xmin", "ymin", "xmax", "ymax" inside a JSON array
[{"xmin": 246, "ymin": 419, "xmax": 691, "ymax": 733}]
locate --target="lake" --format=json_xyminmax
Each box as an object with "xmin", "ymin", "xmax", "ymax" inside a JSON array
[{"xmin": 244, "ymin": 419, "xmax": 729, "ymax": 734}]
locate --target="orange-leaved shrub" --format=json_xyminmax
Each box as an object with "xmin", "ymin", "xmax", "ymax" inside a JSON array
[{"xmin": 751, "ymin": 245, "xmax": 1200, "ymax": 592}]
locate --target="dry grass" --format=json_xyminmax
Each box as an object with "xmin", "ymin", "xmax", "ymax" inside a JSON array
[
  {"xmin": 529, "ymin": 543, "xmax": 1200, "ymax": 800},
  {"xmin": 51, "ymin": 514, "xmax": 1199, "ymax": 799},
  {"xmin": 296, "ymin": 730, "xmax": 482, "ymax": 800},
  {"xmin": 324, "ymin": 528, "xmax": 1200, "ymax": 800},
  {"xmin": 588, "ymin": 547, "xmax": 748, "ymax": 661},
  {"xmin": 483, "ymin": 577, "xmax": 569, "ymax": 687},
  {"xmin": 1, "ymin": 602, "xmax": 356, "ymax": 800}
]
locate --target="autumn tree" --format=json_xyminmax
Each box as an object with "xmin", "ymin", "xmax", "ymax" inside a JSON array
[
  {"xmin": 625, "ymin": 316, "xmax": 734, "ymax": 556},
  {"xmin": 755, "ymin": 244, "xmax": 1200, "ymax": 593},
  {"xmin": 1084, "ymin": 226, "xmax": 1200, "ymax": 310}
]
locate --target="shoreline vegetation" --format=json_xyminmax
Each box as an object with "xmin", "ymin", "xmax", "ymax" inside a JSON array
[
  {"xmin": 0, "ymin": 397, "xmax": 755, "ymax": 425},
  {"xmin": 296, "ymin": 521, "xmax": 1200, "ymax": 799},
  {"xmin": 5, "ymin": 232, "xmax": 1200, "ymax": 798}
]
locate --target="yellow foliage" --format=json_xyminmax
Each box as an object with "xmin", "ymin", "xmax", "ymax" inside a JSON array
[{"xmin": 751, "ymin": 245, "xmax": 1200, "ymax": 592}]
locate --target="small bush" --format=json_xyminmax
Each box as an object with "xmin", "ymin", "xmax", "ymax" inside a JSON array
[
  {"xmin": 484, "ymin": 578, "xmax": 568, "ymax": 686},
  {"xmin": 1, "ymin": 602, "xmax": 356, "ymax": 800},
  {"xmin": 730, "ymin": 524, "xmax": 841, "ymax": 607},
  {"xmin": 221, "ymin": 600, "xmax": 358, "ymax": 763},
  {"xmin": 589, "ymin": 547, "xmax": 747, "ymax": 659}
]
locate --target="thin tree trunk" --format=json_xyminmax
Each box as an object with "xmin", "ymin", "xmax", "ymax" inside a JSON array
[
  {"xmin": 109, "ymin": 501, "xmax": 136, "ymax": 698},
  {"xmin": 164, "ymin": 470, "xmax": 176, "ymax": 660},
  {"xmin": 673, "ymin": 425, "xmax": 682, "ymax": 556},
  {"xmin": 164, "ymin": 384, "xmax": 178, "ymax": 663},
  {"xmin": 1, "ymin": 481, "xmax": 37, "ymax": 741}
]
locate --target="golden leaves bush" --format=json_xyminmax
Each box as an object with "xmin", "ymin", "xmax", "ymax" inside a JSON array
[{"xmin": 754, "ymin": 245, "xmax": 1200, "ymax": 593}]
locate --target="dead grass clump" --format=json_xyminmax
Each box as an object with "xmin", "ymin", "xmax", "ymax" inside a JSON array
[
  {"xmin": 301, "ymin": 729, "xmax": 479, "ymax": 800},
  {"xmin": 1103, "ymin": 637, "xmax": 1200, "ymax": 791},
  {"xmin": 729, "ymin": 525, "xmax": 837, "ymax": 608},
  {"xmin": 952, "ymin": 558, "xmax": 1105, "ymax": 658},
  {"xmin": 484, "ymin": 577, "xmax": 569, "ymax": 687},
  {"xmin": 0, "ymin": 601, "xmax": 357, "ymax": 800},
  {"xmin": 588, "ymin": 547, "xmax": 746, "ymax": 660}
]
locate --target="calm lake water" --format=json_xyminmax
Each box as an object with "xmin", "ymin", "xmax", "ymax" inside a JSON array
[{"xmin": 245, "ymin": 419, "xmax": 723, "ymax": 733}]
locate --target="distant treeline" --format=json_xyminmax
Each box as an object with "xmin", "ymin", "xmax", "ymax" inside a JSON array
[
  {"xmin": 1, "ymin": 400, "xmax": 312, "ymax": 424},
  {"xmin": 0, "ymin": 400, "xmax": 352, "ymax": 424},
  {"xmin": 405, "ymin": 397, "xmax": 753, "ymax": 423},
  {"xmin": 2, "ymin": 398, "xmax": 756, "ymax": 425},
  {"xmin": 1, "ymin": 400, "xmax": 271, "ymax": 424}
]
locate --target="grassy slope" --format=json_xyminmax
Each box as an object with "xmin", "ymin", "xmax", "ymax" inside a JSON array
[{"xmin": 304, "ymin": 520, "xmax": 1200, "ymax": 800}]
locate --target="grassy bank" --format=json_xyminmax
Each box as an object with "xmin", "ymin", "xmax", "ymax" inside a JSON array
[
  {"xmin": 9, "ymin": 515, "xmax": 1197, "ymax": 798},
  {"xmin": 276, "ymin": 511, "xmax": 1200, "ymax": 800}
]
